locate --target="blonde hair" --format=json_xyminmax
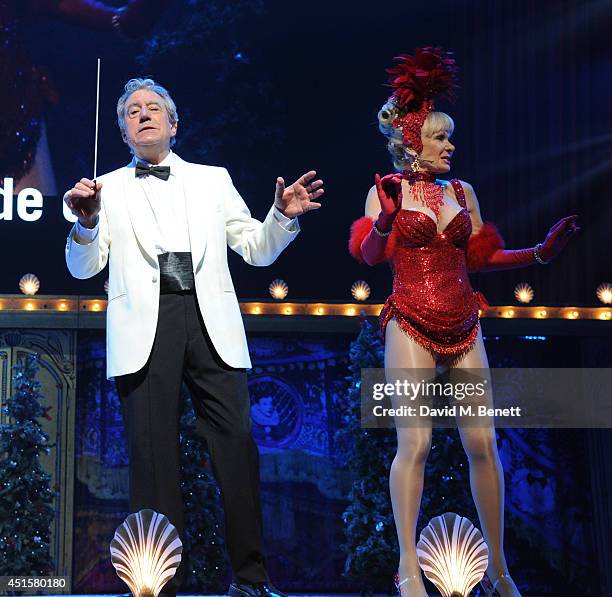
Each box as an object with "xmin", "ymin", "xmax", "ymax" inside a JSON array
[{"xmin": 378, "ymin": 102, "xmax": 455, "ymax": 171}]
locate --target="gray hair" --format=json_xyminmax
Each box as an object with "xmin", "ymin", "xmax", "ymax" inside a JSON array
[
  {"xmin": 116, "ymin": 78, "xmax": 179, "ymax": 148},
  {"xmin": 378, "ymin": 101, "xmax": 455, "ymax": 172}
]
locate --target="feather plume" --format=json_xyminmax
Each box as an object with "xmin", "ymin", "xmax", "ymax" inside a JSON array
[
  {"xmin": 465, "ymin": 221, "xmax": 505, "ymax": 273},
  {"xmin": 349, "ymin": 216, "xmax": 375, "ymax": 262},
  {"xmin": 387, "ymin": 47, "xmax": 459, "ymax": 111}
]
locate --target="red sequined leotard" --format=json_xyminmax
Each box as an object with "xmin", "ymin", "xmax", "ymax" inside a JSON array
[{"xmin": 379, "ymin": 179, "xmax": 488, "ymax": 364}]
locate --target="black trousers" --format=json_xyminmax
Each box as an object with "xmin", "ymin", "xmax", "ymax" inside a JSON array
[{"xmin": 116, "ymin": 292, "xmax": 269, "ymax": 588}]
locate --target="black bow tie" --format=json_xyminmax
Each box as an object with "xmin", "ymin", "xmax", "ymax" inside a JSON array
[{"xmin": 135, "ymin": 162, "xmax": 171, "ymax": 181}]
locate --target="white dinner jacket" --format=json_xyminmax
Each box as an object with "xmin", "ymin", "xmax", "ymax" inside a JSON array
[{"xmin": 65, "ymin": 154, "xmax": 300, "ymax": 379}]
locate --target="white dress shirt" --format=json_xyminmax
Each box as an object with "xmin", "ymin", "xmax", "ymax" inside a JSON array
[{"xmin": 75, "ymin": 151, "xmax": 297, "ymax": 247}]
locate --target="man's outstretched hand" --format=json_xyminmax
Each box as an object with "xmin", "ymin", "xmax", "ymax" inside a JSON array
[{"xmin": 274, "ymin": 170, "xmax": 324, "ymax": 218}]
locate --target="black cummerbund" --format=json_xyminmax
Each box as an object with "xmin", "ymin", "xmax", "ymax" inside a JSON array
[{"xmin": 158, "ymin": 252, "xmax": 195, "ymax": 294}]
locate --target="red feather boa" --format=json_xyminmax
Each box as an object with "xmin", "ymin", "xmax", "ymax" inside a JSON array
[
  {"xmin": 349, "ymin": 217, "xmax": 399, "ymax": 264},
  {"xmin": 348, "ymin": 217, "xmax": 374, "ymax": 263},
  {"xmin": 466, "ymin": 222, "xmax": 505, "ymax": 273}
]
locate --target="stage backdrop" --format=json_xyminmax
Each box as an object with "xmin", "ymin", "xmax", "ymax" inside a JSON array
[{"xmin": 69, "ymin": 329, "xmax": 604, "ymax": 596}]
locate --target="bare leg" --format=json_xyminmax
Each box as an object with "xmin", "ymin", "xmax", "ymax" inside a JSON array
[
  {"xmin": 451, "ymin": 327, "xmax": 521, "ymax": 597},
  {"xmin": 385, "ymin": 320, "xmax": 435, "ymax": 597}
]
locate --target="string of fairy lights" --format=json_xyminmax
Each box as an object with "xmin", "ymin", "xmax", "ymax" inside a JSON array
[{"xmin": 4, "ymin": 273, "xmax": 612, "ymax": 321}]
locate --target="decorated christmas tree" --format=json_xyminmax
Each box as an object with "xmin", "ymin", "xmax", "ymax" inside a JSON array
[
  {"xmin": 335, "ymin": 317, "xmax": 399, "ymax": 593},
  {"xmin": 0, "ymin": 354, "xmax": 55, "ymax": 576},
  {"xmin": 179, "ymin": 389, "xmax": 227, "ymax": 592}
]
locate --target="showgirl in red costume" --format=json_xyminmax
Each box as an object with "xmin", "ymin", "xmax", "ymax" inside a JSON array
[{"xmin": 349, "ymin": 48, "xmax": 579, "ymax": 597}]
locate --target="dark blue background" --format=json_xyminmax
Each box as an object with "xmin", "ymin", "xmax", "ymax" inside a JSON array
[{"xmin": 2, "ymin": 0, "xmax": 610, "ymax": 304}]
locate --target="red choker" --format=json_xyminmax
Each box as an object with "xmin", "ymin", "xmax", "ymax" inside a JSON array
[{"xmin": 403, "ymin": 170, "xmax": 437, "ymax": 185}]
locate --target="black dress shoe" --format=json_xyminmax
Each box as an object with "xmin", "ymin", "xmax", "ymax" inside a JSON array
[{"xmin": 228, "ymin": 581, "xmax": 286, "ymax": 597}]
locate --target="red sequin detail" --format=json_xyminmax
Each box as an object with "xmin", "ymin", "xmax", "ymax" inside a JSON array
[
  {"xmin": 386, "ymin": 48, "xmax": 459, "ymax": 154},
  {"xmin": 380, "ymin": 179, "xmax": 484, "ymax": 365},
  {"xmin": 393, "ymin": 99, "xmax": 432, "ymax": 154}
]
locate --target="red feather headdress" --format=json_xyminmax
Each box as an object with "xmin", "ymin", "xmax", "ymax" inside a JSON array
[{"xmin": 385, "ymin": 47, "xmax": 459, "ymax": 154}]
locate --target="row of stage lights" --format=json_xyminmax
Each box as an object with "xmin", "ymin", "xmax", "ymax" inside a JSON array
[
  {"xmin": 15, "ymin": 275, "xmax": 375, "ymax": 302},
  {"xmin": 268, "ymin": 279, "xmax": 374, "ymax": 302},
  {"xmin": 17, "ymin": 274, "xmax": 612, "ymax": 305},
  {"xmin": 7, "ymin": 274, "xmax": 612, "ymax": 321},
  {"xmin": 272, "ymin": 279, "xmax": 612, "ymax": 307}
]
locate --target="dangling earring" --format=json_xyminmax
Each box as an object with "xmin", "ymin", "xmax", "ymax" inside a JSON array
[{"xmin": 410, "ymin": 155, "xmax": 421, "ymax": 173}]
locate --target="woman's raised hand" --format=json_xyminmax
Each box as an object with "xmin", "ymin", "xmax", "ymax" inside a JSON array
[
  {"xmin": 375, "ymin": 173, "xmax": 403, "ymax": 215},
  {"xmin": 539, "ymin": 215, "xmax": 580, "ymax": 261},
  {"xmin": 374, "ymin": 173, "xmax": 403, "ymax": 231}
]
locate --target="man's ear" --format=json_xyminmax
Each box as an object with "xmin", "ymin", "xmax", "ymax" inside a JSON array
[{"xmin": 170, "ymin": 121, "xmax": 178, "ymax": 138}]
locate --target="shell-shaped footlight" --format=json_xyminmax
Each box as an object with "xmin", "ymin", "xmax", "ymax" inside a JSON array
[
  {"xmin": 416, "ymin": 512, "xmax": 488, "ymax": 597},
  {"xmin": 596, "ymin": 283, "xmax": 612, "ymax": 305},
  {"xmin": 19, "ymin": 273, "xmax": 40, "ymax": 296},
  {"xmin": 514, "ymin": 283, "xmax": 533, "ymax": 304},
  {"xmin": 110, "ymin": 509, "xmax": 183, "ymax": 597},
  {"xmin": 351, "ymin": 280, "xmax": 371, "ymax": 302},
  {"xmin": 269, "ymin": 279, "xmax": 288, "ymax": 300}
]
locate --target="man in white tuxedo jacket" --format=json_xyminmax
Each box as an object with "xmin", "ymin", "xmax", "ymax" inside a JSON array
[{"xmin": 64, "ymin": 78, "xmax": 324, "ymax": 597}]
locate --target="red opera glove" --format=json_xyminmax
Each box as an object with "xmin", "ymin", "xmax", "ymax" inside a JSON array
[
  {"xmin": 478, "ymin": 247, "xmax": 539, "ymax": 272},
  {"xmin": 349, "ymin": 215, "xmax": 395, "ymax": 265},
  {"xmin": 466, "ymin": 216, "xmax": 580, "ymax": 273},
  {"xmin": 375, "ymin": 172, "xmax": 403, "ymax": 219},
  {"xmin": 466, "ymin": 222, "xmax": 534, "ymax": 272},
  {"xmin": 348, "ymin": 173, "xmax": 402, "ymax": 266},
  {"xmin": 538, "ymin": 215, "xmax": 580, "ymax": 261}
]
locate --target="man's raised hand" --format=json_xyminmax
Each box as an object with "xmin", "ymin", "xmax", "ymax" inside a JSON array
[
  {"xmin": 64, "ymin": 178, "xmax": 102, "ymax": 228},
  {"xmin": 274, "ymin": 170, "xmax": 324, "ymax": 218}
]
